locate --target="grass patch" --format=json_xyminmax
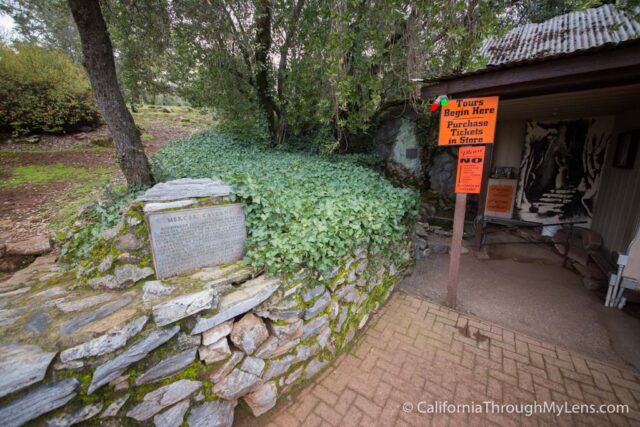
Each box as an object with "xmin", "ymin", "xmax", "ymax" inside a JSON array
[
  {"xmin": 0, "ymin": 164, "xmax": 109, "ymax": 188},
  {"xmin": 141, "ymin": 132, "xmax": 154, "ymax": 142},
  {"xmin": 132, "ymin": 105, "xmax": 215, "ymax": 130}
]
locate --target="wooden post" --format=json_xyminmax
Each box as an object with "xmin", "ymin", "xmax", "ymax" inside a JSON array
[
  {"xmin": 447, "ymin": 192, "xmax": 467, "ymax": 308},
  {"xmin": 474, "ymin": 144, "xmax": 494, "ymax": 250}
]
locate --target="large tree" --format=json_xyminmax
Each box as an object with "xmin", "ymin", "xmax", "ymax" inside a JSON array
[{"xmin": 68, "ymin": 0, "xmax": 153, "ymax": 186}]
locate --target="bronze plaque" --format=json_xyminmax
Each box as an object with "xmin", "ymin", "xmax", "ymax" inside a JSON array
[{"xmin": 146, "ymin": 204, "xmax": 246, "ymax": 279}]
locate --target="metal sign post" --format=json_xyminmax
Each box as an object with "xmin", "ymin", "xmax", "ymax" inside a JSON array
[{"xmin": 437, "ymin": 97, "xmax": 499, "ymax": 308}]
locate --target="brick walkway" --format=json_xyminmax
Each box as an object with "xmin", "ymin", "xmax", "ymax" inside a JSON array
[{"xmin": 244, "ymin": 292, "xmax": 640, "ymax": 426}]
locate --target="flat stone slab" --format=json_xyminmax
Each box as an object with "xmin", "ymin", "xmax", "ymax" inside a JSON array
[
  {"xmin": 0, "ymin": 378, "xmax": 79, "ymax": 427},
  {"xmin": 46, "ymin": 402, "xmax": 102, "ymax": 427},
  {"xmin": 0, "ymin": 344, "xmax": 56, "ymax": 398},
  {"xmin": 187, "ymin": 400, "xmax": 235, "ymax": 427},
  {"xmin": 100, "ymin": 393, "xmax": 129, "ymax": 418},
  {"xmin": 60, "ymin": 316, "xmax": 148, "ymax": 362},
  {"xmin": 136, "ymin": 178, "xmax": 233, "ymax": 202},
  {"xmin": 126, "ymin": 379, "xmax": 201, "ymax": 421},
  {"xmin": 192, "ymin": 276, "xmax": 280, "ymax": 335},
  {"xmin": 152, "ymin": 289, "xmax": 217, "ymax": 326},
  {"xmin": 135, "ymin": 347, "xmax": 197, "ymax": 386},
  {"xmin": 89, "ymin": 325, "xmax": 179, "ymax": 394},
  {"xmin": 60, "ymin": 297, "xmax": 132, "ymax": 335},
  {"xmin": 56, "ymin": 293, "xmax": 116, "ymax": 313},
  {"xmin": 143, "ymin": 199, "xmax": 197, "ymax": 213}
]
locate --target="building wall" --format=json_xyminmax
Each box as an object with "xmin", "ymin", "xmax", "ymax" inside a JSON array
[
  {"xmin": 492, "ymin": 110, "xmax": 640, "ymax": 253},
  {"xmin": 592, "ymin": 108, "xmax": 640, "ymax": 253},
  {"xmin": 493, "ymin": 120, "xmax": 526, "ymax": 168}
]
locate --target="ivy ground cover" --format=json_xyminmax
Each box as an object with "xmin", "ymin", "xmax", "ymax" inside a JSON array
[{"xmin": 151, "ymin": 130, "xmax": 418, "ymax": 276}]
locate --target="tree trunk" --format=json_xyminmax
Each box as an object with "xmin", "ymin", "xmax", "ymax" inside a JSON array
[
  {"xmin": 68, "ymin": 0, "xmax": 153, "ymax": 187},
  {"xmin": 254, "ymin": 0, "xmax": 279, "ymax": 144}
]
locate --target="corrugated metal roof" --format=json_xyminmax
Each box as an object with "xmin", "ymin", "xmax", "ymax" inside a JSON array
[{"xmin": 480, "ymin": 4, "xmax": 640, "ymax": 67}]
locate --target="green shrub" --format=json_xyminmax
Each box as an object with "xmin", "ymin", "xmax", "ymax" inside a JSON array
[
  {"xmin": 151, "ymin": 130, "xmax": 418, "ymax": 276},
  {"xmin": 0, "ymin": 44, "xmax": 101, "ymax": 135}
]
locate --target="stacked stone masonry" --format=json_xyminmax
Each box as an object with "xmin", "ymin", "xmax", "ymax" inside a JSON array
[{"xmin": 0, "ymin": 184, "xmax": 412, "ymax": 426}]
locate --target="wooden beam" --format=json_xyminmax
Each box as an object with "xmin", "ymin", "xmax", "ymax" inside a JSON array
[
  {"xmin": 474, "ymin": 144, "xmax": 493, "ymax": 250},
  {"xmin": 421, "ymin": 44, "xmax": 640, "ymax": 99},
  {"xmin": 447, "ymin": 193, "xmax": 467, "ymax": 309}
]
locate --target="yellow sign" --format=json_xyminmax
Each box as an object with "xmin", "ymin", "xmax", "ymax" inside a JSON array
[
  {"xmin": 438, "ymin": 96, "xmax": 499, "ymax": 146},
  {"xmin": 455, "ymin": 146, "xmax": 485, "ymax": 194}
]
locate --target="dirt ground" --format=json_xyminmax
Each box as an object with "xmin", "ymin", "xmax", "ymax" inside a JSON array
[
  {"xmin": 400, "ymin": 244, "xmax": 640, "ymax": 373},
  {"xmin": 0, "ymin": 105, "xmax": 211, "ymax": 244}
]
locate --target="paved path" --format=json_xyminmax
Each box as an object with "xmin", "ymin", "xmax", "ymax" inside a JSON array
[{"xmin": 245, "ymin": 292, "xmax": 640, "ymax": 426}]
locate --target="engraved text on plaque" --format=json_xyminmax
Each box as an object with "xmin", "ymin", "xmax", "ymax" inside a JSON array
[{"xmin": 146, "ymin": 204, "xmax": 246, "ymax": 279}]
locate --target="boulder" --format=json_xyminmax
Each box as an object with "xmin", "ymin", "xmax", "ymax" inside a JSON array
[{"xmin": 230, "ymin": 313, "xmax": 269, "ymax": 355}]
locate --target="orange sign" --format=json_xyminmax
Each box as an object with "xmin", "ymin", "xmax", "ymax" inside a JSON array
[
  {"xmin": 486, "ymin": 184, "xmax": 514, "ymax": 213},
  {"xmin": 438, "ymin": 97, "xmax": 499, "ymax": 146},
  {"xmin": 455, "ymin": 146, "xmax": 485, "ymax": 194}
]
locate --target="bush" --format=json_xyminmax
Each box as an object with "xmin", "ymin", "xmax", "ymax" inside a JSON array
[
  {"xmin": 0, "ymin": 44, "xmax": 101, "ymax": 135},
  {"xmin": 151, "ymin": 130, "xmax": 418, "ymax": 276}
]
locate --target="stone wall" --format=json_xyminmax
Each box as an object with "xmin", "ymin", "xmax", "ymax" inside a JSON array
[{"xmin": 0, "ymin": 193, "xmax": 412, "ymax": 426}]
